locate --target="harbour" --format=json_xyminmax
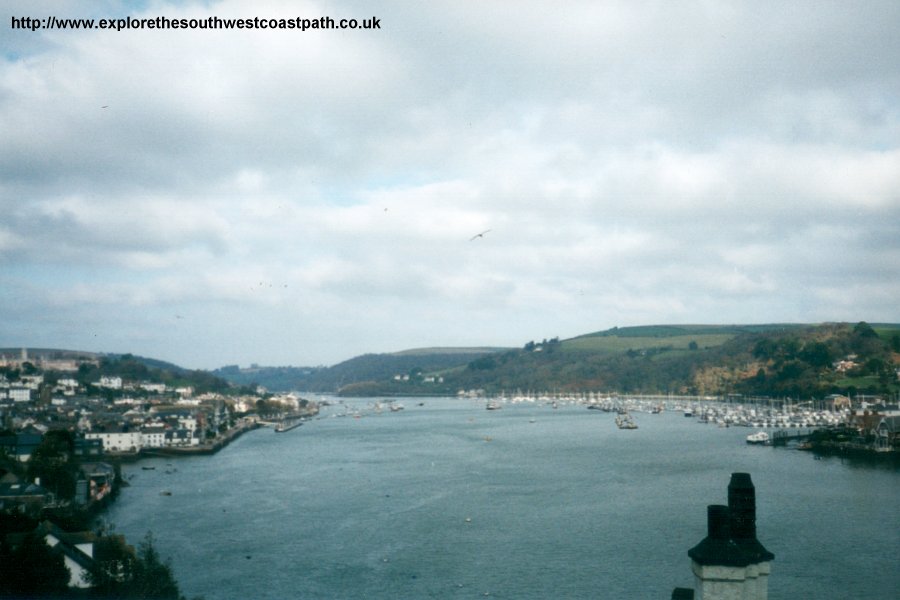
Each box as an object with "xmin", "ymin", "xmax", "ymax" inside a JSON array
[
  {"xmin": 272, "ymin": 418, "xmax": 303, "ymax": 433},
  {"xmin": 105, "ymin": 396, "xmax": 899, "ymax": 599}
]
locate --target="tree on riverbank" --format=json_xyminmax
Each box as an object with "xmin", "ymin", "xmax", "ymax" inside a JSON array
[
  {"xmin": 89, "ymin": 531, "xmax": 188, "ymax": 599},
  {"xmin": 27, "ymin": 430, "xmax": 79, "ymax": 501},
  {"xmin": 0, "ymin": 531, "xmax": 71, "ymax": 598},
  {"xmin": 130, "ymin": 532, "xmax": 183, "ymax": 599},
  {"xmin": 1, "ymin": 524, "xmax": 191, "ymax": 599}
]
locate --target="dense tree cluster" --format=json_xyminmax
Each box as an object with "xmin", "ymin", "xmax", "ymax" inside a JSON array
[
  {"xmin": 72, "ymin": 354, "xmax": 232, "ymax": 395},
  {"xmin": 27, "ymin": 430, "xmax": 80, "ymax": 502},
  {"xmin": 450, "ymin": 322, "xmax": 899, "ymax": 398},
  {"xmin": 0, "ymin": 528, "xmax": 188, "ymax": 599},
  {"xmin": 740, "ymin": 322, "xmax": 897, "ymax": 397},
  {"xmin": 0, "ymin": 531, "xmax": 71, "ymax": 598},
  {"xmin": 89, "ymin": 532, "xmax": 185, "ymax": 599}
]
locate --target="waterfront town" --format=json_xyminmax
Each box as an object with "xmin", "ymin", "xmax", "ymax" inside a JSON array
[
  {"xmin": 1, "ymin": 348, "xmax": 898, "ymax": 597},
  {"xmin": 0, "ymin": 349, "xmax": 314, "ymax": 597}
]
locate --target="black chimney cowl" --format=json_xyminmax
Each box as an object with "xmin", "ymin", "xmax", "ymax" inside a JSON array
[
  {"xmin": 688, "ymin": 473, "xmax": 775, "ymax": 567},
  {"xmin": 728, "ymin": 473, "xmax": 775, "ymax": 562},
  {"xmin": 688, "ymin": 504, "xmax": 753, "ymax": 567}
]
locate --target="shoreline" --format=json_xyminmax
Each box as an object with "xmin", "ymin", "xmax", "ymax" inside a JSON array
[
  {"xmin": 71, "ymin": 420, "xmax": 263, "ymax": 528},
  {"xmin": 807, "ymin": 441, "xmax": 900, "ymax": 464},
  {"xmin": 141, "ymin": 419, "xmax": 262, "ymax": 458},
  {"xmin": 99, "ymin": 419, "xmax": 262, "ymax": 463}
]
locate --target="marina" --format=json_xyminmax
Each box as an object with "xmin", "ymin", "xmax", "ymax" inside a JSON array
[{"xmin": 483, "ymin": 393, "xmax": 853, "ymax": 430}]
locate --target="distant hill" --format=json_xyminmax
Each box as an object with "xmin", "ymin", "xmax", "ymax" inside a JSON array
[
  {"xmin": 561, "ymin": 324, "xmax": 805, "ymax": 355},
  {"xmin": 109, "ymin": 353, "xmax": 190, "ymax": 375},
  {"xmin": 572, "ymin": 323, "xmax": 804, "ymax": 339},
  {"xmin": 0, "ymin": 348, "xmax": 187, "ymax": 374},
  {"xmin": 1, "ymin": 348, "xmax": 232, "ymax": 394},
  {"xmin": 0, "ymin": 348, "xmax": 101, "ymax": 361},
  {"xmin": 92, "ymin": 353, "xmax": 233, "ymax": 393},
  {"xmin": 314, "ymin": 322, "xmax": 900, "ymax": 398},
  {"xmin": 10, "ymin": 322, "xmax": 900, "ymax": 399},
  {"xmin": 212, "ymin": 364, "xmax": 325, "ymax": 391},
  {"xmin": 212, "ymin": 347, "xmax": 507, "ymax": 393},
  {"xmin": 390, "ymin": 347, "xmax": 506, "ymax": 356}
]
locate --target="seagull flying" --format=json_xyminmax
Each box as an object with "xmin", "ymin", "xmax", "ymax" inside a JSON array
[{"xmin": 469, "ymin": 229, "xmax": 491, "ymax": 241}]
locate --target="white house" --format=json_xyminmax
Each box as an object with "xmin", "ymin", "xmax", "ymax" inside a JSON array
[
  {"xmin": 39, "ymin": 522, "xmax": 96, "ymax": 589},
  {"xmin": 20, "ymin": 375, "xmax": 44, "ymax": 389},
  {"xmin": 55, "ymin": 378, "xmax": 80, "ymax": 396},
  {"xmin": 231, "ymin": 398, "xmax": 254, "ymax": 413},
  {"xmin": 84, "ymin": 428, "xmax": 142, "ymax": 453},
  {"xmin": 175, "ymin": 397, "xmax": 202, "ymax": 406},
  {"xmin": 166, "ymin": 429, "xmax": 199, "ymax": 447},
  {"xmin": 98, "ymin": 376, "xmax": 123, "ymax": 390},
  {"xmin": 140, "ymin": 426, "xmax": 167, "ymax": 448},
  {"xmin": 177, "ymin": 415, "xmax": 198, "ymax": 432},
  {"xmin": 9, "ymin": 387, "xmax": 31, "ymax": 403}
]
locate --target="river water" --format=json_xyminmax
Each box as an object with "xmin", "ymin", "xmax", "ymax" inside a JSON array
[{"xmin": 105, "ymin": 397, "xmax": 899, "ymax": 599}]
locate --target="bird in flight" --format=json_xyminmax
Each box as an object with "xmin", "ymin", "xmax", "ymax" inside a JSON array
[{"xmin": 469, "ymin": 229, "xmax": 491, "ymax": 241}]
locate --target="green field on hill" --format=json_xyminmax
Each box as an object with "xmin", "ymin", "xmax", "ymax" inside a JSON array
[
  {"xmin": 873, "ymin": 324, "xmax": 900, "ymax": 340},
  {"xmin": 561, "ymin": 333, "xmax": 736, "ymax": 354}
]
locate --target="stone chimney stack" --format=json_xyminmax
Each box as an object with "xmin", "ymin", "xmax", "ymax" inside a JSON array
[{"xmin": 681, "ymin": 473, "xmax": 774, "ymax": 600}]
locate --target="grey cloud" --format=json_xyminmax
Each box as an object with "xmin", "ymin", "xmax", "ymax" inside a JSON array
[{"xmin": 1, "ymin": 0, "xmax": 898, "ymax": 367}]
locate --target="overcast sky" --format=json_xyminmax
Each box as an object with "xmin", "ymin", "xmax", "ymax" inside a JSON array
[{"xmin": 2, "ymin": 1, "xmax": 899, "ymax": 369}]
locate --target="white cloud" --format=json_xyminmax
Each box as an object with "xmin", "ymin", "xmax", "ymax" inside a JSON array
[{"xmin": 1, "ymin": 0, "xmax": 898, "ymax": 367}]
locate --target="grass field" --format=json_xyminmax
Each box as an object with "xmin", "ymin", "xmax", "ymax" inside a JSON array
[
  {"xmin": 834, "ymin": 374, "xmax": 898, "ymax": 393},
  {"xmin": 561, "ymin": 333, "xmax": 736, "ymax": 354},
  {"xmin": 873, "ymin": 324, "xmax": 900, "ymax": 341}
]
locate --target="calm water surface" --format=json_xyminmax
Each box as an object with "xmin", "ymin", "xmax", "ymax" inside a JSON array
[{"xmin": 105, "ymin": 397, "xmax": 899, "ymax": 599}]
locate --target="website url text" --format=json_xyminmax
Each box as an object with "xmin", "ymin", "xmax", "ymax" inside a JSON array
[{"xmin": 10, "ymin": 15, "xmax": 381, "ymax": 32}]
